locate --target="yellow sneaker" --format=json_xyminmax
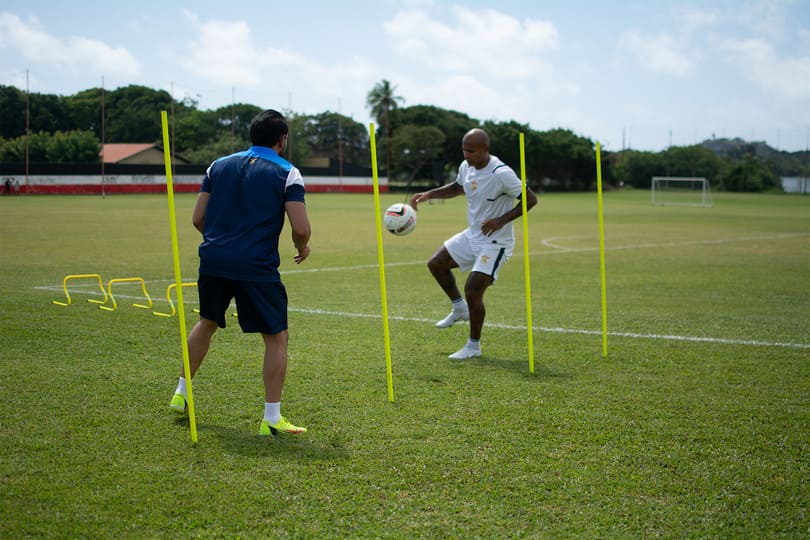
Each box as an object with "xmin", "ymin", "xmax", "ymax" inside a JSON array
[
  {"xmin": 169, "ymin": 393, "xmax": 187, "ymax": 414},
  {"xmin": 259, "ymin": 416, "xmax": 307, "ymax": 436}
]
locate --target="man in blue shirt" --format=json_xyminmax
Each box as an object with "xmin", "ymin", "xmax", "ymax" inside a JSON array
[{"xmin": 169, "ymin": 109, "xmax": 311, "ymax": 435}]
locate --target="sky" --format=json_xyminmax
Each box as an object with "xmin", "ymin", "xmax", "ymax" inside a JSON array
[{"xmin": 1, "ymin": 0, "xmax": 809, "ymax": 152}]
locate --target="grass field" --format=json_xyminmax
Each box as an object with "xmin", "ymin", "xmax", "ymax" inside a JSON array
[{"xmin": 1, "ymin": 190, "xmax": 808, "ymax": 538}]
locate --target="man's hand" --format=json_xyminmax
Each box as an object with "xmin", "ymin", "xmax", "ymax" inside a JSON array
[
  {"xmin": 481, "ymin": 217, "xmax": 506, "ymax": 236},
  {"xmin": 410, "ymin": 192, "xmax": 429, "ymax": 211},
  {"xmin": 294, "ymin": 245, "xmax": 310, "ymax": 264}
]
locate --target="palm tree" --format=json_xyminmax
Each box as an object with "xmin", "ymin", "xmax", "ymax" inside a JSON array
[{"xmin": 366, "ymin": 79, "xmax": 404, "ymax": 178}]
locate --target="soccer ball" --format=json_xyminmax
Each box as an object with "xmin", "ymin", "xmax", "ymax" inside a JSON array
[{"xmin": 383, "ymin": 203, "xmax": 417, "ymax": 236}]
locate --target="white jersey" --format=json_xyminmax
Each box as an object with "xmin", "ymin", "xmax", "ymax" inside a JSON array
[{"xmin": 454, "ymin": 155, "xmax": 523, "ymax": 246}]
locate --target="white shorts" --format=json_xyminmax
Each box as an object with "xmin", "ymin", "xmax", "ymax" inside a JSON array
[{"xmin": 444, "ymin": 229, "xmax": 513, "ymax": 281}]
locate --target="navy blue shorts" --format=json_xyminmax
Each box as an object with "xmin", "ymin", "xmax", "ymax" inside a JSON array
[{"xmin": 197, "ymin": 275, "xmax": 288, "ymax": 334}]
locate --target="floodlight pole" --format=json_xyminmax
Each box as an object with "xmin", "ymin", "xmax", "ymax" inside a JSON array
[
  {"xmin": 25, "ymin": 69, "xmax": 29, "ymax": 194},
  {"xmin": 101, "ymin": 76, "xmax": 106, "ymax": 199},
  {"xmin": 338, "ymin": 98, "xmax": 343, "ymax": 186}
]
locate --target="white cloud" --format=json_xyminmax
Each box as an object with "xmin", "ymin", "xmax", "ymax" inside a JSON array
[
  {"xmin": 736, "ymin": 0, "xmax": 791, "ymax": 40},
  {"xmin": 799, "ymin": 28, "xmax": 810, "ymax": 55},
  {"xmin": 403, "ymin": 74, "xmax": 507, "ymax": 119},
  {"xmin": 377, "ymin": 4, "xmax": 578, "ymax": 128},
  {"xmin": 178, "ymin": 12, "xmax": 380, "ymax": 118},
  {"xmin": 383, "ymin": 6, "xmax": 560, "ymax": 79},
  {"xmin": 297, "ymin": 55, "xmax": 378, "ymax": 106},
  {"xmin": 619, "ymin": 29, "xmax": 693, "ymax": 76},
  {"xmin": 0, "ymin": 12, "xmax": 140, "ymax": 77},
  {"xmin": 720, "ymin": 37, "xmax": 810, "ymax": 100},
  {"xmin": 180, "ymin": 15, "xmax": 306, "ymax": 87},
  {"xmin": 679, "ymin": 8, "xmax": 719, "ymax": 31}
]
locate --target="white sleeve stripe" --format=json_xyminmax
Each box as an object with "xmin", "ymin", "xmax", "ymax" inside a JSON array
[{"xmin": 286, "ymin": 167, "xmax": 305, "ymax": 189}]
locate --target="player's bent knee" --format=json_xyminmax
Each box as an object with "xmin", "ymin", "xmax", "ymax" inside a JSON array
[{"xmin": 428, "ymin": 248, "xmax": 456, "ymax": 273}]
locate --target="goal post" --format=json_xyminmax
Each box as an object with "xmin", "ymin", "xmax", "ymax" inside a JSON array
[{"xmin": 651, "ymin": 176, "xmax": 713, "ymax": 207}]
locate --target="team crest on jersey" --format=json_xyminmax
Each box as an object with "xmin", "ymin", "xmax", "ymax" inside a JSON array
[
  {"xmin": 480, "ymin": 255, "xmax": 489, "ymax": 263},
  {"xmin": 471, "ymin": 180, "xmax": 478, "ymax": 191}
]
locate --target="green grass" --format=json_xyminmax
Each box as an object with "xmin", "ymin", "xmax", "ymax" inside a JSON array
[{"xmin": 1, "ymin": 190, "xmax": 808, "ymax": 538}]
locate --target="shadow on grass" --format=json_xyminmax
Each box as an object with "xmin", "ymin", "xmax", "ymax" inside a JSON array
[
  {"xmin": 173, "ymin": 416, "xmax": 352, "ymax": 462},
  {"xmin": 436, "ymin": 351, "xmax": 573, "ymax": 380}
]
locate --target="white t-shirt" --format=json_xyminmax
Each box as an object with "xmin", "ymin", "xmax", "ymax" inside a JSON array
[{"xmin": 454, "ymin": 155, "xmax": 523, "ymax": 246}]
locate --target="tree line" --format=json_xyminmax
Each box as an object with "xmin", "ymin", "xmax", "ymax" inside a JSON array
[{"xmin": 1, "ymin": 83, "xmax": 807, "ymax": 192}]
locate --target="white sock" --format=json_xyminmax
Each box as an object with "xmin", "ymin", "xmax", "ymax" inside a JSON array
[
  {"xmin": 467, "ymin": 338, "xmax": 480, "ymax": 350},
  {"xmin": 452, "ymin": 297, "xmax": 467, "ymax": 312},
  {"xmin": 264, "ymin": 402, "xmax": 281, "ymax": 424},
  {"xmin": 175, "ymin": 377, "xmax": 187, "ymax": 399}
]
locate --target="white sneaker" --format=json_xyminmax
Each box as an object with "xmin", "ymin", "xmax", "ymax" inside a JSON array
[
  {"xmin": 435, "ymin": 308, "xmax": 469, "ymax": 328},
  {"xmin": 448, "ymin": 345, "xmax": 482, "ymax": 360}
]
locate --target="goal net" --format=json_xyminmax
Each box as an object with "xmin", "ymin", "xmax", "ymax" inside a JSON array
[{"xmin": 651, "ymin": 177, "xmax": 713, "ymax": 207}]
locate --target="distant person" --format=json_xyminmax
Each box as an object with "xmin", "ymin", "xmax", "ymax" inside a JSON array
[
  {"xmin": 410, "ymin": 128, "xmax": 537, "ymax": 359},
  {"xmin": 13, "ymin": 179, "xmax": 20, "ymax": 194},
  {"xmin": 4, "ymin": 179, "xmax": 10, "ymax": 195},
  {"xmin": 169, "ymin": 109, "xmax": 312, "ymax": 436}
]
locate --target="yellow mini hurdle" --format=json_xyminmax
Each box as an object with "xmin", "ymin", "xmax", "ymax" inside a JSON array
[
  {"xmin": 153, "ymin": 282, "xmax": 197, "ymax": 317},
  {"xmin": 52, "ymin": 274, "xmax": 109, "ymax": 307},
  {"xmin": 98, "ymin": 277, "xmax": 154, "ymax": 312}
]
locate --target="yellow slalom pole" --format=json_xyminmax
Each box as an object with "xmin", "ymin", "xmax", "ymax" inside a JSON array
[
  {"xmin": 161, "ymin": 111, "xmax": 198, "ymax": 442},
  {"xmin": 369, "ymin": 123, "xmax": 395, "ymax": 402},
  {"xmin": 595, "ymin": 141, "xmax": 608, "ymax": 357},
  {"xmin": 519, "ymin": 133, "xmax": 535, "ymax": 373}
]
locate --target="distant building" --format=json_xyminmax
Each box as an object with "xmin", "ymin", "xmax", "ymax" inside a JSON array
[{"xmin": 101, "ymin": 144, "xmax": 189, "ymax": 165}]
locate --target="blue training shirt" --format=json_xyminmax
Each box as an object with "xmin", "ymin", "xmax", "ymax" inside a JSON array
[{"xmin": 198, "ymin": 146, "xmax": 305, "ymax": 282}]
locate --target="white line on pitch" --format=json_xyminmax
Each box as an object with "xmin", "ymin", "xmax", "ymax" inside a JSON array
[
  {"xmin": 35, "ymin": 286, "xmax": 809, "ymax": 349},
  {"xmin": 34, "ymin": 232, "xmax": 809, "ymax": 350},
  {"xmin": 278, "ymin": 231, "xmax": 810, "ymax": 274},
  {"xmin": 35, "ymin": 233, "xmax": 809, "ymax": 282},
  {"xmin": 287, "ymin": 307, "xmax": 810, "ymax": 350}
]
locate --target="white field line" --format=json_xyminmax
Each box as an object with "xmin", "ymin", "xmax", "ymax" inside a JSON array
[
  {"xmin": 34, "ymin": 232, "xmax": 810, "ymax": 350},
  {"xmin": 280, "ymin": 231, "xmax": 810, "ymax": 274},
  {"xmin": 288, "ymin": 308, "xmax": 810, "ymax": 350},
  {"xmin": 35, "ymin": 288, "xmax": 810, "ymax": 351}
]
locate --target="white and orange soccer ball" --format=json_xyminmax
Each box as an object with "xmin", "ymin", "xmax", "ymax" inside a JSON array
[{"xmin": 383, "ymin": 203, "xmax": 417, "ymax": 236}]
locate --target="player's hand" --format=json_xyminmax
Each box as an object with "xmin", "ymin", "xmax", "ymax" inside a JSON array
[
  {"xmin": 410, "ymin": 192, "xmax": 428, "ymax": 211},
  {"xmin": 294, "ymin": 245, "xmax": 310, "ymax": 264},
  {"xmin": 481, "ymin": 217, "xmax": 505, "ymax": 236}
]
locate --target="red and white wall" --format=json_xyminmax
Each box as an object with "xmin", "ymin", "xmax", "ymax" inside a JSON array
[{"xmin": 1, "ymin": 174, "xmax": 388, "ymax": 195}]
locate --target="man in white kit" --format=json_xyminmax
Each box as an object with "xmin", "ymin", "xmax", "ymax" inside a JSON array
[{"xmin": 410, "ymin": 128, "xmax": 538, "ymax": 359}]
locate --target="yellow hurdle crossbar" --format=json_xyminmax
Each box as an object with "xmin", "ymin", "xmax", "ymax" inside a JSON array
[
  {"xmin": 98, "ymin": 277, "xmax": 154, "ymax": 311},
  {"xmin": 153, "ymin": 282, "xmax": 197, "ymax": 317},
  {"xmin": 52, "ymin": 273, "xmax": 108, "ymax": 307}
]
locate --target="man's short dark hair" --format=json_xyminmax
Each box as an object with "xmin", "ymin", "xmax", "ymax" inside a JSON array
[{"xmin": 250, "ymin": 109, "xmax": 288, "ymax": 147}]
